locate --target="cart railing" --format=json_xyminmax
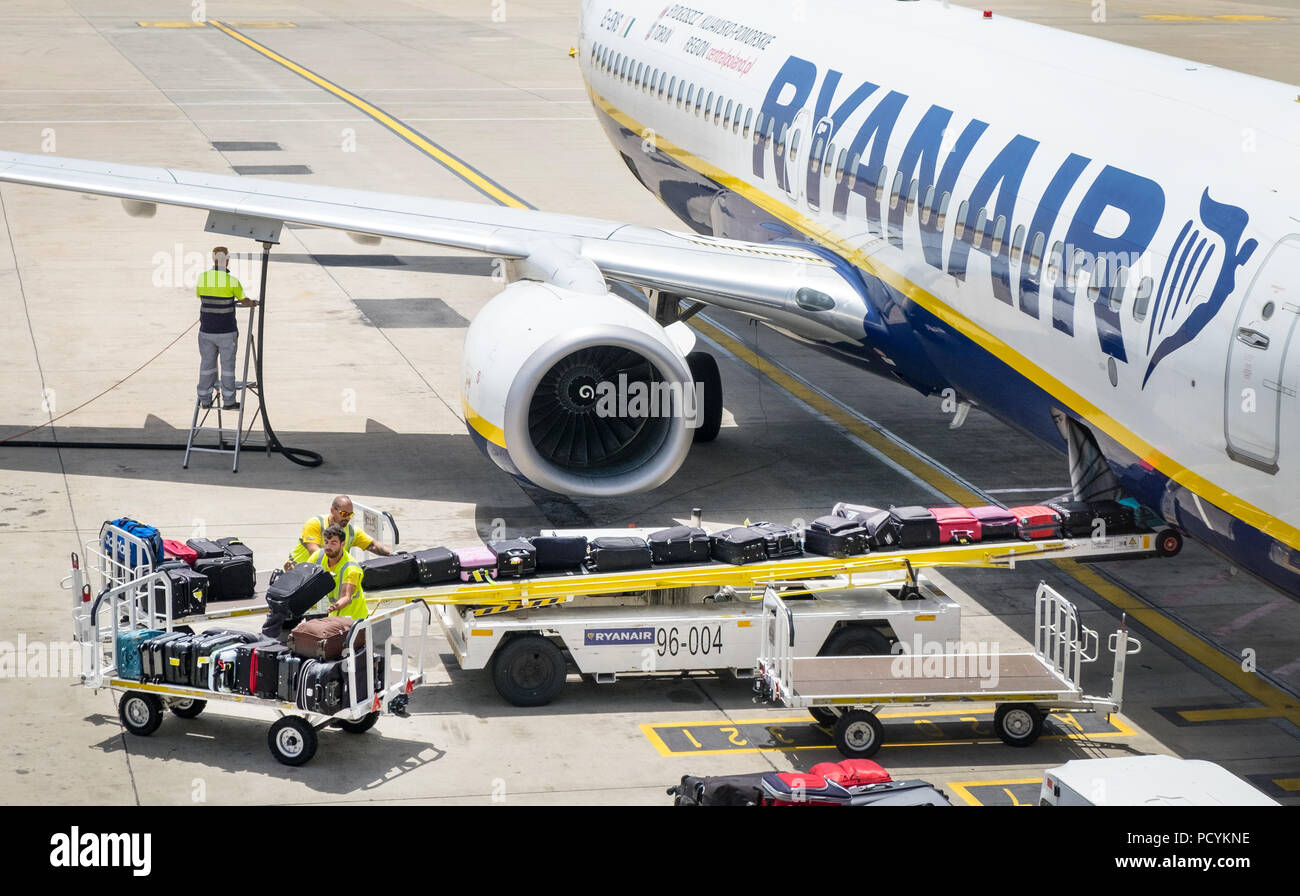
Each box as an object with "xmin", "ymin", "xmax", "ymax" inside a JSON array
[
  {"xmin": 92, "ymin": 521, "xmax": 161, "ymax": 594},
  {"xmin": 82, "ymin": 566, "xmax": 183, "ymax": 689},
  {"xmin": 1033, "ymin": 583, "xmax": 1099, "ymax": 691},
  {"xmin": 757, "ymin": 586, "xmax": 796, "ymax": 704},
  {"xmin": 349, "ymin": 501, "xmax": 399, "ymax": 563},
  {"xmin": 340, "ymin": 600, "xmax": 430, "ymax": 720}
]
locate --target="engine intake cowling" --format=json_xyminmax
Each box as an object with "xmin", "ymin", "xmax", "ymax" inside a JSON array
[{"xmin": 462, "ymin": 281, "xmax": 698, "ymax": 496}]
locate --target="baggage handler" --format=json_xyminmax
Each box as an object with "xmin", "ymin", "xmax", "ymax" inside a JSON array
[
  {"xmin": 195, "ymin": 246, "xmax": 258, "ymax": 409},
  {"xmin": 262, "ymin": 523, "xmax": 369, "ymax": 639},
  {"xmin": 283, "ymin": 495, "xmax": 394, "ymax": 571}
]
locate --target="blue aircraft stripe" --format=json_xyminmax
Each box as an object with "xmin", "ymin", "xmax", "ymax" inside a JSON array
[
  {"xmin": 1149, "ymin": 219, "xmax": 1192, "ymax": 352},
  {"xmin": 1170, "ymin": 236, "xmax": 1208, "ymax": 321}
]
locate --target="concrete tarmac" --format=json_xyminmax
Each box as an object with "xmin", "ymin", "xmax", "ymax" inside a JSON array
[{"xmin": 1, "ymin": 1, "xmax": 1297, "ymax": 805}]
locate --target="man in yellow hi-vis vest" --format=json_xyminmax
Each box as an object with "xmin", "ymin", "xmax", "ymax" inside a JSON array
[
  {"xmin": 283, "ymin": 495, "xmax": 394, "ymax": 571},
  {"xmin": 195, "ymin": 246, "xmax": 257, "ymax": 409},
  {"xmin": 308, "ymin": 525, "xmax": 369, "ymax": 620}
]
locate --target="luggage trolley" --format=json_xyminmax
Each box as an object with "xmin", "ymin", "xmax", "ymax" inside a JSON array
[
  {"xmin": 754, "ymin": 581, "xmax": 1141, "ymax": 758},
  {"xmin": 73, "ymin": 562, "xmax": 429, "ymax": 766}
]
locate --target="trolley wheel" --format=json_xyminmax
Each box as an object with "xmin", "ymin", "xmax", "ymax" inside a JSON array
[
  {"xmin": 268, "ymin": 717, "xmax": 318, "ymax": 766},
  {"xmin": 686, "ymin": 351, "xmax": 723, "ymax": 443},
  {"xmin": 118, "ymin": 692, "xmax": 164, "ymax": 736},
  {"xmin": 337, "ymin": 711, "xmax": 380, "ymax": 734},
  {"xmin": 169, "ymin": 698, "xmax": 206, "ymax": 719},
  {"xmin": 832, "ymin": 709, "xmax": 884, "ymax": 758},
  {"xmin": 994, "ymin": 703, "xmax": 1044, "ymax": 747},
  {"xmin": 491, "ymin": 635, "xmax": 568, "ymax": 707},
  {"xmin": 809, "ymin": 707, "xmax": 838, "ymax": 726},
  {"xmin": 1155, "ymin": 528, "xmax": 1183, "ymax": 558}
]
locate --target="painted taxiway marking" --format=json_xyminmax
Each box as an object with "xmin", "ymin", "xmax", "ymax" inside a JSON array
[
  {"xmin": 946, "ymin": 778, "xmax": 1042, "ymax": 807},
  {"xmin": 640, "ymin": 709, "xmax": 1133, "ymax": 756}
]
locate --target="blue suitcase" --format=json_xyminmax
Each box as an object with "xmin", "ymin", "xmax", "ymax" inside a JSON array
[{"xmin": 116, "ymin": 629, "xmax": 164, "ymax": 681}]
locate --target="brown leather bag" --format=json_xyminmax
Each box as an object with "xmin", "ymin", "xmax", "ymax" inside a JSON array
[{"xmin": 288, "ymin": 617, "xmax": 364, "ymax": 661}]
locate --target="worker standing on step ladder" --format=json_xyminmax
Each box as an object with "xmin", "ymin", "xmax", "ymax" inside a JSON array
[{"xmin": 195, "ymin": 246, "xmax": 258, "ymax": 410}]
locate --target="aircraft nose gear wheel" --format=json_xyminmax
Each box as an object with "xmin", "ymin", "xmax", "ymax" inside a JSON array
[
  {"xmin": 994, "ymin": 703, "xmax": 1044, "ymax": 747},
  {"xmin": 268, "ymin": 716, "xmax": 318, "ymax": 766},
  {"xmin": 832, "ymin": 709, "xmax": 884, "ymax": 758},
  {"xmin": 119, "ymin": 692, "xmax": 164, "ymax": 736}
]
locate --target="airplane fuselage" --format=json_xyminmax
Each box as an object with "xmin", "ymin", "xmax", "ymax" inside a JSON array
[{"xmin": 577, "ymin": 0, "xmax": 1300, "ymax": 594}]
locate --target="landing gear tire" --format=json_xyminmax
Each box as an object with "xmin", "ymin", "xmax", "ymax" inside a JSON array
[
  {"xmin": 268, "ymin": 717, "xmax": 318, "ymax": 766},
  {"xmin": 994, "ymin": 703, "xmax": 1044, "ymax": 747},
  {"xmin": 492, "ymin": 635, "xmax": 568, "ymax": 707},
  {"xmin": 686, "ymin": 351, "xmax": 722, "ymax": 443},
  {"xmin": 832, "ymin": 709, "xmax": 884, "ymax": 758},
  {"xmin": 169, "ymin": 699, "xmax": 206, "ymax": 719},
  {"xmin": 1156, "ymin": 528, "xmax": 1183, "ymax": 558},
  {"xmin": 118, "ymin": 693, "xmax": 164, "ymax": 736}
]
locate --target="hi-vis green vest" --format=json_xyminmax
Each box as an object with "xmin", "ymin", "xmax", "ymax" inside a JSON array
[
  {"xmin": 289, "ymin": 516, "xmax": 358, "ymax": 565},
  {"xmin": 307, "ymin": 549, "xmax": 368, "ymax": 619}
]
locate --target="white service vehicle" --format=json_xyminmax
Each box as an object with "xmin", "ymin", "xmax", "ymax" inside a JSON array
[
  {"xmin": 1040, "ymin": 756, "xmax": 1279, "ymax": 806},
  {"xmin": 435, "ymin": 567, "xmax": 961, "ymax": 707}
]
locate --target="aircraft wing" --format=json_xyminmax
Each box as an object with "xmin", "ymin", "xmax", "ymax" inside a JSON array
[{"xmin": 0, "ymin": 150, "xmax": 868, "ymax": 345}]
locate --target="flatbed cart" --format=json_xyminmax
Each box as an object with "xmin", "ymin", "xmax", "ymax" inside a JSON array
[
  {"xmin": 754, "ymin": 582, "xmax": 1141, "ymax": 758},
  {"xmin": 72, "ymin": 562, "xmax": 429, "ymax": 766}
]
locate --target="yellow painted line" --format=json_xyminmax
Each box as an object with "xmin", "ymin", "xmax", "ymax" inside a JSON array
[
  {"xmin": 947, "ymin": 777, "xmax": 1042, "ymax": 806},
  {"xmin": 1214, "ymin": 14, "xmax": 1284, "ymax": 21},
  {"xmin": 1176, "ymin": 706, "xmax": 1292, "ymax": 723},
  {"xmin": 1141, "ymin": 14, "xmax": 1213, "ymax": 21},
  {"xmin": 1057, "ymin": 559, "xmax": 1300, "ymax": 726},
  {"xmin": 137, "ymin": 21, "xmax": 208, "ymax": 28},
  {"xmin": 463, "ymin": 399, "xmax": 507, "ymax": 448},
  {"xmin": 207, "ymin": 20, "xmax": 529, "ymax": 209},
  {"xmin": 587, "ymin": 85, "xmax": 1300, "ymax": 554},
  {"xmin": 1275, "ymin": 778, "xmax": 1300, "ymax": 791}
]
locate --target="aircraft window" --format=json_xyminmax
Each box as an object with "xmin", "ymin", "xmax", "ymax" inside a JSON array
[
  {"xmin": 991, "ymin": 216, "xmax": 1006, "ymax": 253},
  {"xmin": 1010, "ymin": 225, "xmax": 1026, "ymax": 262},
  {"xmin": 619, "ymin": 56, "xmax": 628, "ymax": 79},
  {"xmin": 724, "ymin": 99, "xmax": 734, "ymax": 127},
  {"xmin": 685, "ymin": 84, "xmax": 695, "ymax": 107},
  {"xmin": 835, "ymin": 149, "xmax": 848, "ymax": 183},
  {"xmin": 1087, "ymin": 257, "xmax": 1103, "ymax": 302},
  {"xmin": 635, "ymin": 62, "xmax": 643, "ymax": 85},
  {"xmin": 822, "ymin": 142, "xmax": 835, "ymax": 177},
  {"xmin": 974, "ymin": 208, "xmax": 989, "ymax": 244},
  {"xmin": 795, "ymin": 288, "xmax": 836, "ymax": 311},
  {"xmin": 936, "ymin": 192, "xmax": 950, "ymax": 230},
  {"xmin": 651, "ymin": 67, "xmax": 659, "ymax": 92},
  {"xmin": 733, "ymin": 105, "xmax": 743, "ymax": 134},
  {"xmin": 1047, "ymin": 242, "xmax": 1065, "ymax": 283},
  {"xmin": 695, "ymin": 88, "xmax": 704, "ymax": 114},
  {"xmin": 954, "ymin": 200, "xmax": 969, "ymax": 240},
  {"xmin": 714, "ymin": 95, "xmax": 724, "ymax": 125},
  {"xmin": 789, "ymin": 127, "xmax": 800, "ymax": 161},
  {"xmin": 676, "ymin": 80, "xmax": 685, "ymax": 107},
  {"xmin": 1028, "ymin": 232, "xmax": 1045, "ymax": 270},
  {"xmin": 1069, "ymin": 248, "xmax": 1087, "ymax": 290},
  {"xmin": 810, "ymin": 136, "xmax": 824, "ymax": 174},
  {"xmin": 890, "ymin": 171, "xmax": 904, "ymax": 209},
  {"xmin": 1132, "ymin": 276, "xmax": 1153, "ymax": 321},
  {"xmin": 764, "ymin": 118, "xmax": 775, "ymax": 147},
  {"xmin": 920, "ymin": 185, "xmax": 935, "ymax": 224},
  {"xmin": 1110, "ymin": 266, "xmax": 1129, "ymax": 312},
  {"xmin": 705, "ymin": 91, "xmax": 714, "ymax": 118},
  {"xmin": 743, "ymin": 107, "xmax": 753, "ymax": 138},
  {"xmin": 846, "ymin": 153, "xmax": 861, "ymax": 189},
  {"xmin": 752, "ymin": 111, "xmax": 764, "ymax": 143},
  {"xmin": 875, "ymin": 166, "xmax": 887, "ymax": 203},
  {"xmin": 776, "ymin": 122, "xmax": 788, "ymax": 157},
  {"xmin": 905, "ymin": 180, "xmax": 919, "ymax": 216}
]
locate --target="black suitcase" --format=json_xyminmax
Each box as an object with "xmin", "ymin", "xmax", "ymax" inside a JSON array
[
  {"xmin": 253, "ymin": 643, "xmax": 292, "ymax": 700},
  {"xmin": 710, "ymin": 527, "xmax": 769, "ymax": 565},
  {"xmin": 163, "ymin": 635, "xmax": 196, "ymax": 686},
  {"xmin": 586, "ymin": 536, "xmax": 653, "ymax": 572},
  {"xmin": 188, "ymin": 631, "xmax": 246, "ymax": 687},
  {"xmin": 216, "ymin": 536, "xmax": 254, "ymax": 563},
  {"xmin": 671, "ymin": 773, "xmax": 768, "ymax": 807},
  {"xmin": 751, "ymin": 522, "xmax": 803, "ymax": 559},
  {"xmin": 297, "ymin": 659, "xmax": 345, "ymax": 714},
  {"xmin": 139, "ymin": 632, "xmax": 188, "ymax": 683},
  {"xmin": 185, "ymin": 538, "xmax": 225, "ymax": 560},
  {"xmin": 194, "ymin": 555, "xmax": 256, "ymax": 603},
  {"xmin": 647, "ymin": 526, "xmax": 711, "ymax": 565},
  {"xmin": 411, "ymin": 547, "xmax": 460, "ymax": 585},
  {"xmin": 277, "ymin": 655, "xmax": 304, "ymax": 703},
  {"xmin": 804, "ymin": 515, "xmax": 870, "ymax": 558},
  {"xmin": 488, "ymin": 539, "xmax": 537, "ymax": 579},
  {"xmin": 360, "ymin": 553, "xmax": 416, "ymax": 590},
  {"xmin": 1047, "ymin": 500, "xmax": 1095, "ymax": 538},
  {"xmin": 267, "ymin": 562, "xmax": 336, "ymax": 616},
  {"xmin": 887, "ymin": 506, "xmax": 940, "ymax": 548},
  {"xmin": 528, "ymin": 535, "xmax": 589, "ymax": 571},
  {"xmin": 151, "ymin": 564, "xmax": 209, "ymax": 618},
  {"xmin": 1086, "ymin": 499, "xmax": 1137, "ymax": 536},
  {"xmin": 859, "ymin": 510, "xmax": 901, "ymax": 550},
  {"xmin": 233, "ymin": 639, "xmax": 276, "ymax": 695}
]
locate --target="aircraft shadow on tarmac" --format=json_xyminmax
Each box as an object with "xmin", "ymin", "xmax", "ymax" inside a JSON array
[{"xmin": 83, "ymin": 711, "xmax": 448, "ymax": 794}]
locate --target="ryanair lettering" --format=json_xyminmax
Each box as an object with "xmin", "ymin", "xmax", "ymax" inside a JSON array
[
  {"xmin": 753, "ymin": 56, "xmax": 1255, "ymax": 382},
  {"xmin": 584, "ymin": 627, "xmax": 655, "ymax": 645}
]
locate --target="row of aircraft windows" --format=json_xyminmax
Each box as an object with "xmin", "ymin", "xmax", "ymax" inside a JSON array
[{"xmin": 589, "ymin": 42, "xmax": 1158, "ymax": 323}]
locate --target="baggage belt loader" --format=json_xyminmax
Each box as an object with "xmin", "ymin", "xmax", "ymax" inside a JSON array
[{"xmin": 754, "ymin": 582, "xmax": 1142, "ymax": 759}]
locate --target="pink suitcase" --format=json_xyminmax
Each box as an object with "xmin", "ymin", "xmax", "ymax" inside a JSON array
[
  {"xmin": 455, "ymin": 546, "xmax": 497, "ymax": 582},
  {"xmin": 927, "ymin": 507, "xmax": 980, "ymax": 543},
  {"xmin": 1006, "ymin": 505, "xmax": 1062, "ymax": 540},
  {"xmin": 967, "ymin": 506, "xmax": 1019, "ymax": 540}
]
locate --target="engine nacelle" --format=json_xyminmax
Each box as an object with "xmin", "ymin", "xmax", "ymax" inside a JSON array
[{"xmin": 462, "ymin": 280, "xmax": 699, "ymax": 496}]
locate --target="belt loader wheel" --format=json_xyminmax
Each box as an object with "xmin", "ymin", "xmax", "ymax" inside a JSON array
[
  {"xmin": 832, "ymin": 709, "xmax": 884, "ymax": 758},
  {"xmin": 812, "ymin": 627, "xmax": 892, "ymax": 726},
  {"xmin": 492, "ymin": 635, "xmax": 567, "ymax": 707},
  {"xmin": 169, "ymin": 699, "xmax": 206, "ymax": 719},
  {"xmin": 268, "ymin": 716, "xmax": 318, "ymax": 766},
  {"xmin": 1156, "ymin": 528, "xmax": 1183, "ymax": 558},
  {"xmin": 994, "ymin": 703, "xmax": 1044, "ymax": 747},
  {"xmin": 118, "ymin": 692, "xmax": 164, "ymax": 736},
  {"xmin": 338, "ymin": 711, "xmax": 380, "ymax": 734}
]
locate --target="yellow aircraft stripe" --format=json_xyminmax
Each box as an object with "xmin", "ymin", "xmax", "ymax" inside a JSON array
[
  {"xmin": 207, "ymin": 20, "xmax": 531, "ymax": 209},
  {"xmin": 585, "ymin": 85, "xmax": 1300, "ymax": 554},
  {"xmin": 463, "ymin": 398, "xmax": 507, "ymax": 448}
]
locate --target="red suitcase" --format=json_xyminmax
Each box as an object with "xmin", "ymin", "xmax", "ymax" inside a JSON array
[
  {"xmin": 1006, "ymin": 505, "xmax": 1062, "ymax": 540},
  {"xmin": 927, "ymin": 507, "xmax": 981, "ymax": 543},
  {"xmin": 163, "ymin": 538, "xmax": 197, "ymax": 566}
]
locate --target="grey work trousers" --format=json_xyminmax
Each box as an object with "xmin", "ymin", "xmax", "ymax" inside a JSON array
[{"xmin": 197, "ymin": 329, "xmax": 239, "ymax": 405}]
